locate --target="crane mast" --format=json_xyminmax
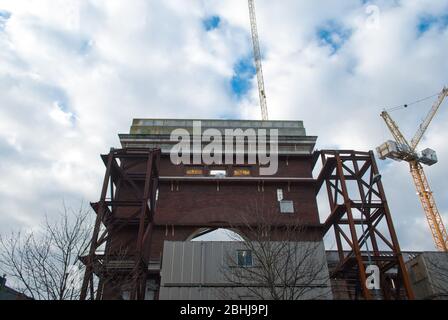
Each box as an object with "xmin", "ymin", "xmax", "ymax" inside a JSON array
[
  {"xmin": 248, "ymin": 0, "xmax": 269, "ymax": 121},
  {"xmin": 377, "ymin": 86, "xmax": 448, "ymax": 251},
  {"xmin": 410, "ymin": 160, "xmax": 448, "ymax": 251}
]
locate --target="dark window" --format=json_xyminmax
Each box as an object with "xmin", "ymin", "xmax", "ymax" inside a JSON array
[{"xmin": 237, "ymin": 250, "xmax": 253, "ymax": 267}]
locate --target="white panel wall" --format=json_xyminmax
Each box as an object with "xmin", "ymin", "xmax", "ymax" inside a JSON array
[{"xmin": 159, "ymin": 241, "xmax": 333, "ymax": 300}]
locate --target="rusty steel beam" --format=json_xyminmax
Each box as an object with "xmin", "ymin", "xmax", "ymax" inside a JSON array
[
  {"xmin": 318, "ymin": 150, "xmax": 414, "ymax": 300},
  {"xmin": 80, "ymin": 150, "xmax": 114, "ymax": 300},
  {"xmin": 335, "ymin": 153, "xmax": 372, "ymax": 299},
  {"xmin": 369, "ymin": 150, "xmax": 414, "ymax": 299},
  {"xmin": 79, "ymin": 148, "xmax": 160, "ymax": 300},
  {"xmin": 131, "ymin": 149, "xmax": 155, "ymax": 300}
]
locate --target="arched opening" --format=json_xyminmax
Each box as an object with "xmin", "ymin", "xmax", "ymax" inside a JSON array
[{"xmin": 187, "ymin": 228, "xmax": 245, "ymax": 242}]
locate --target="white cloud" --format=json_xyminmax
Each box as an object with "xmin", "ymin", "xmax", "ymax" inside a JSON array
[{"xmin": 0, "ymin": 0, "xmax": 447, "ymax": 252}]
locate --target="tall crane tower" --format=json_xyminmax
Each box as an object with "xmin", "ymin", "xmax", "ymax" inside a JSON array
[
  {"xmin": 248, "ymin": 0, "xmax": 269, "ymax": 121},
  {"xmin": 377, "ymin": 86, "xmax": 448, "ymax": 251}
]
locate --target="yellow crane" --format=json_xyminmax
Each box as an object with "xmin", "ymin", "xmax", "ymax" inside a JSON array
[
  {"xmin": 248, "ymin": 0, "xmax": 269, "ymax": 121},
  {"xmin": 377, "ymin": 86, "xmax": 448, "ymax": 251}
]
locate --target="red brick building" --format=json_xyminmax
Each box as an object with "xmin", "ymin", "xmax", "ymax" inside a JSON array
[{"xmin": 80, "ymin": 119, "xmax": 414, "ymax": 300}]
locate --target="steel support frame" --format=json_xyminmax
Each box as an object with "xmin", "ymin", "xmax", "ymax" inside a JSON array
[
  {"xmin": 79, "ymin": 147, "xmax": 160, "ymax": 300},
  {"xmin": 316, "ymin": 150, "xmax": 414, "ymax": 300}
]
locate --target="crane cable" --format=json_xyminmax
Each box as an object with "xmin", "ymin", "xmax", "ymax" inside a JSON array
[{"xmin": 384, "ymin": 92, "xmax": 440, "ymax": 112}]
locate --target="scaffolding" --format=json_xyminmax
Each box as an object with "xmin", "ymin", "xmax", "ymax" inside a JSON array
[
  {"xmin": 80, "ymin": 148, "xmax": 414, "ymax": 300},
  {"xmin": 316, "ymin": 150, "xmax": 414, "ymax": 300},
  {"xmin": 79, "ymin": 147, "xmax": 160, "ymax": 300}
]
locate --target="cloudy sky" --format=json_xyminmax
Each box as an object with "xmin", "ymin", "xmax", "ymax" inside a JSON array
[{"xmin": 0, "ymin": 0, "xmax": 447, "ymax": 251}]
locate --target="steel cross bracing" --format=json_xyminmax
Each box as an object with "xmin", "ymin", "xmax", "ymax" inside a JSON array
[
  {"xmin": 316, "ymin": 150, "xmax": 414, "ymax": 300},
  {"xmin": 79, "ymin": 147, "xmax": 160, "ymax": 300}
]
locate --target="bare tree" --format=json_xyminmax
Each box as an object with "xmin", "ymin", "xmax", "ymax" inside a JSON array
[
  {"xmin": 0, "ymin": 202, "xmax": 92, "ymax": 300},
  {"xmin": 218, "ymin": 200, "xmax": 332, "ymax": 300}
]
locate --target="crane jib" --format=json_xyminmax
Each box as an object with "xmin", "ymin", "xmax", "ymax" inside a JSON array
[{"xmin": 377, "ymin": 86, "xmax": 448, "ymax": 251}]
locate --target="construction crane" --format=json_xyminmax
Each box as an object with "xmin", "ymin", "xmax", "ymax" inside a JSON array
[
  {"xmin": 248, "ymin": 0, "xmax": 268, "ymax": 121},
  {"xmin": 377, "ymin": 86, "xmax": 448, "ymax": 251}
]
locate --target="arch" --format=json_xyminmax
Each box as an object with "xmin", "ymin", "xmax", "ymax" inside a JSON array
[{"xmin": 187, "ymin": 227, "xmax": 246, "ymax": 242}]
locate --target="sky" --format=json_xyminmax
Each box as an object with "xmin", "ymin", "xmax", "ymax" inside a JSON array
[{"xmin": 0, "ymin": 0, "xmax": 447, "ymax": 251}]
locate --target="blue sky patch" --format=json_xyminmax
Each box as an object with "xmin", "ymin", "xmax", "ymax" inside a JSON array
[
  {"xmin": 79, "ymin": 39, "xmax": 93, "ymax": 55},
  {"xmin": 418, "ymin": 15, "xmax": 438, "ymax": 34},
  {"xmin": 0, "ymin": 10, "xmax": 11, "ymax": 30},
  {"xmin": 203, "ymin": 15, "xmax": 220, "ymax": 31},
  {"xmin": 0, "ymin": 10, "xmax": 11, "ymax": 19},
  {"xmin": 417, "ymin": 14, "xmax": 448, "ymax": 35},
  {"xmin": 42, "ymin": 85, "xmax": 76, "ymax": 124},
  {"xmin": 317, "ymin": 21, "xmax": 352, "ymax": 54},
  {"xmin": 230, "ymin": 56, "xmax": 256, "ymax": 98}
]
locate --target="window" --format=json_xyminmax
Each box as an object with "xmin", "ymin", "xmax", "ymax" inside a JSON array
[
  {"xmin": 277, "ymin": 188, "xmax": 283, "ymax": 201},
  {"xmin": 237, "ymin": 250, "xmax": 253, "ymax": 267},
  {"xmin": 279, "ymin": 200, "xmax": 294, "ymax": 213},
  {"xmin": 145, "ymin": 279, "xmax": 158, "ymax": 300},
  {"xmin": 121, "ymin": 290, "xmax": 130, "ymax": 300},
  {"xmin": 233, "ymin": 168, "xmax": 251, "ymax": 176},
  {"xmin": 186, "ymin": 168, "xmax": 204, "ymax": 175},
  {"xmin": 210, "ymin": 169, "xmax": 226, "ymax": 177}
]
